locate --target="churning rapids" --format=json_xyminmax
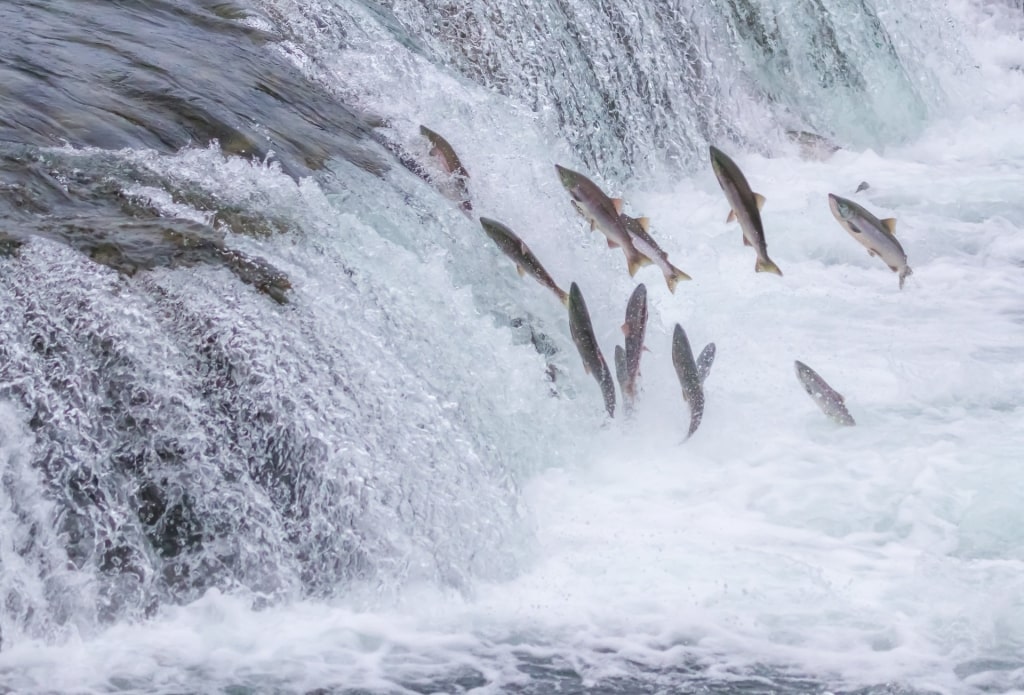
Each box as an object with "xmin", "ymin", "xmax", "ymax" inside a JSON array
[{"xmin": 1, "ymin": 0, "xmax": 1023, "ymax": 693}]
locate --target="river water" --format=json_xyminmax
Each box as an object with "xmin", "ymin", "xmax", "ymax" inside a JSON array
[{"xmin": 0, "ymin": 0, "xmax": 1022, "ymax": 692}]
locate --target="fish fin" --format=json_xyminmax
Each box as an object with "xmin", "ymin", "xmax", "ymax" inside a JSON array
[
  {"xmin": 590, "ymin": 220, "xmax": 596, "ymax": 232},
  {"xmin": 621, "ymin": 322, "xmax": 629, "ymax": 336},
  {"xmin": 887, "ymin": 264, "xmax": 899, "ymax": 272},
  {"xmin": 559, "ymin": 290, "xmax": 570, "ymax": 307},
  {"xmin": 726, "ymin": 209, "xmax": 736, "ymax": 224},
  {"xmin": 637, "ymin": 216, "xmax": 651, "ymax": 232},
  {"xmin": 639, "ymin": 253, "xmax": 655, "ymax": 267},
  {"xmin": 601, "ymin": 375, "xmax": 616, "ymax": 418},
  {"xmin": 627, "ymin": 256, "xmax": 644, "ymax": 277},
  {"xmin": 899, "ymin": 265, "xmax": 912, "ymax": 290},
  {"xmin": 612, "ymin": 198, "xmax": 624, "ymax": 215},
  {"xmin": 666, "ymin": 267, "xmax": 692, "ymax": 293},
  {"xmin": 756, "ymin": 258, "xmax": 783, "ymax": 276},
  {"xmin": 742, "ymin": 235, "xmax": 752, "ymax": 247},
  {"xmin": 881, "ymin": 218, "xmax": 897, "ymax": 235},
  {"xmin": 607, "ymin": 238, "xmax": 619, "ymax": 249},
  {"xmin": 754, "ymin": 193, "xmax": 766, "ymax": 210},
  {"xmin": 515, "ymin": 264, "xmax": 525, "ymax": 277},
  {"xmin": 686, "ymin": 410, "xmax": 702, "ymax": 440},
  {"xmin": 868, "ymin": 249, "xmax": 877, "ymax": 257}
]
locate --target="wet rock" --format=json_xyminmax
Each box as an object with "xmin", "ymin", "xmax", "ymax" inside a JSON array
[
  {"xmin": 0, "ymin": 0, "xmax": 386, "ymax": 179},
  {"xmin": 0, "ymin": 231, "xmax": 23, "ymax": 257}
]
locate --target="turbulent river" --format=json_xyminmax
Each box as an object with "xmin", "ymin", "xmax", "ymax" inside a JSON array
[{"xmin": 1, "ymin": 0, "xmax": 1023, "ymax": 692}]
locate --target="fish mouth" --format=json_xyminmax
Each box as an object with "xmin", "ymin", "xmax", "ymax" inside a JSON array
[
  {"xmin": 708, "ymin": 145, "xmax": 730, "ymax": 172},
  {"xmin": 554, "ymin": 164, "xmax": 574, "ymax": 189},
  {"xmin": 826, "ymin": 193, "xmax": 845, "ymax": 218}
]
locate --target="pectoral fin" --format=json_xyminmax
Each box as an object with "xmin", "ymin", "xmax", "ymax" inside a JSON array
[
  {"xmin": 607, "ymin": 238, "xmax": 619, "ymax": 249},
  {"xmin": 742, "ymin": 235, "xmax": 752, "ymax": 247}
]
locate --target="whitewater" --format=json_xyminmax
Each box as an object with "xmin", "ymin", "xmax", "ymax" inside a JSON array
[{"xmin": 1, "ymin": 0, "xmax": 1023, "ymax": 693}]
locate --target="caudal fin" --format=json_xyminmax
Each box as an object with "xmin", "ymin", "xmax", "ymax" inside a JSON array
[
  {"xmin": 665, "ymin": 266, "xmax": 693, "ymax": 293},
  {"xmin": 755, "ymin": 257, "xmax": 783, "ymax": 276},
  {"xmin": 899, "ymin": 265, "xmax": 913, "ymax": 290},
  {"xmin": 685, "ymin": 404, "xmax": 703, "ymax": 440}
]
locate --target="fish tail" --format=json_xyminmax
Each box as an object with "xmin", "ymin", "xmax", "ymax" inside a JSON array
[
  {"xmin": 665, "ymin": 265, "xmax": 693, "ymax": 293},
  {"xmin": 755, "ymin": 257, "xmax": 783, "ymax": 276},
  {"xmin": 600, "ymin": 372, "xmax": 617, "ymax": 418},
  {"xmin": 685, "ymin": 408, "xmax": 703, "ymax": 440},
  {"xmin": 899, "ymin": 265, "xmax": 913, "ymax": 290}
]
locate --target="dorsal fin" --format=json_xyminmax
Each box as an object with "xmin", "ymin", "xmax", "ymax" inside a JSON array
[
  {"xmin": 754, "ymin": 193, "xmax": 766, "ymax": 210},
  {"xmin": 611, "ymin": 198, "xmax": 624, "ymax": 215},
  {"xmin": 637, "ymin": 216, "xmax": 650, "ymax": 232},
  {"xmin": 881, "ymin": 218, "xmax": 897, "ymax": 235}
]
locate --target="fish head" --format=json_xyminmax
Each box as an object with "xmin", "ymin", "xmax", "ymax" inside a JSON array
[
  {"xmin": 708, "ymin": 146, "xmax": 727, "ymax": 178},
  {"xmin": 708, "ymin": 145, "xmax": 737, "ymax": 181},
  {"xmin": 567, "ymin": 282, "xmax": 587, "ymax": 334},
  {"xmin": 555, "ymin": 164, "xmax": 582, "ymax": 197},
  {"xmin": 828, "ymin": 194, "xmax": 855, "ymax": 221},
  {"xmin": 794, "ymin": 360, "xmax": 815, "ymax": 387},
  {"xmin": 709, "ymin": 146, "xmax": 748, "ymax": 202},
  {"xmin": 478, "ymin": 217, "xmax": 506, "ymax": 242}
]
